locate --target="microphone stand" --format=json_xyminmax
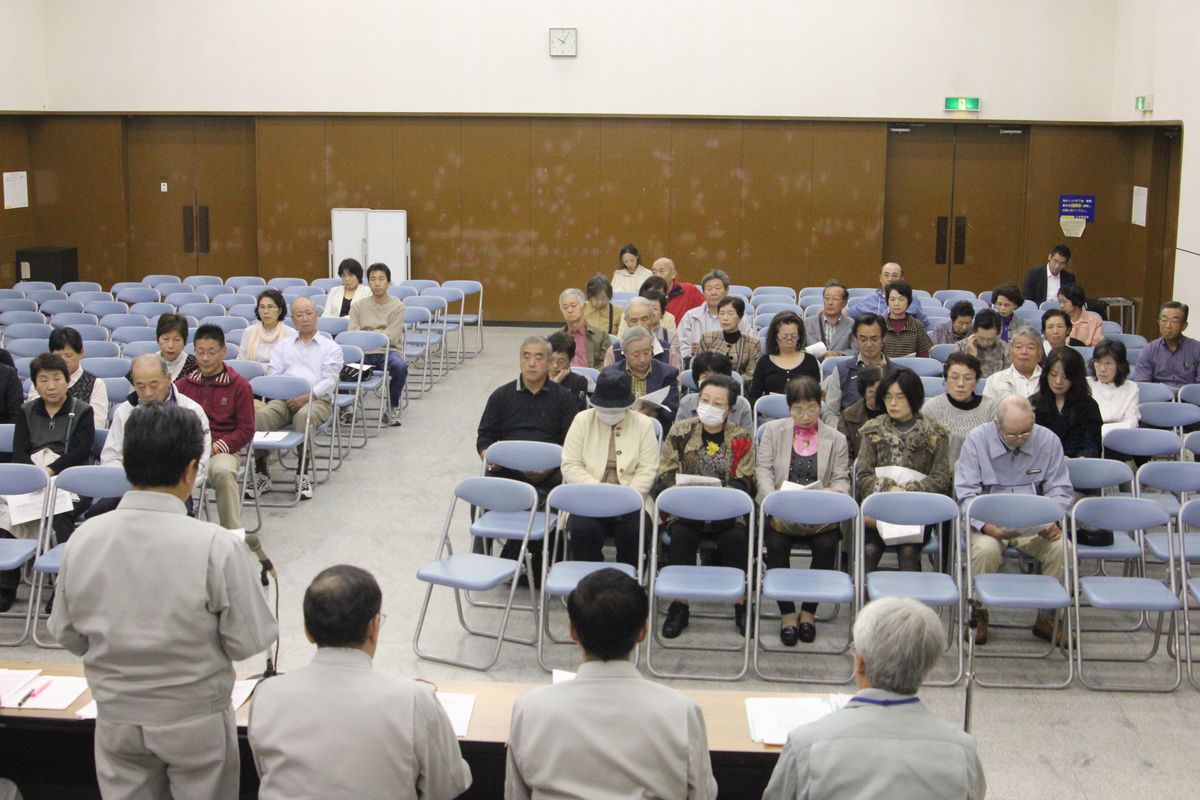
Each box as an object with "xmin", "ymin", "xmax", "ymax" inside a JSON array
[{"xmin": 258, "ymin": 559, "xmax": 280, "ymax": 680}]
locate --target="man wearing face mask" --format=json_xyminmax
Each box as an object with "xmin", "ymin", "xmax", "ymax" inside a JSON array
[
  {"xmin": 601, "ymin": 326, "xmax": 679, "ymax": 432},
  {"xmin": 561, "ymin": 371, "xmax": 660, "ymax": 567},
  {"xmin": 954, "ymin": 395, "xmax": 1074, "ymax": 645}
]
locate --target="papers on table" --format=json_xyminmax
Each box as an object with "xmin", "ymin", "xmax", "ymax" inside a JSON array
[
  {"xmin": 253, "ymin": 432, "xmax": 289, "ymax": 443},
  {"xmin": 805, "ymin": 341, "xmax": 828, "ymax": 358},
  {"xmin": 436, "ymin": 692, "xmax": 476, "ymax": 737},
  {"xmin": 4, "ymin": 489, "xmax": 75, "ymax": 526},
  {"xmin": 77, "ymin": 678, "xmax": 260, "ymax": 720},
  {"xmin": 0, "ymin": 669, "xmax": 42, "ymax": 707},
  {"xmin": 674, "ymin": 474, "xmax": 722, "ymax": 488},
  {"xmin": 745, "ymin": 695, "xmax": 852, "ymax": 745},
  {"xmin": 75, "ymin": 700, "xmax": 98, "ymax": 720},
  {"xmin": 0, "ymin": 670, "xmax": 87, "ymax": 710}
]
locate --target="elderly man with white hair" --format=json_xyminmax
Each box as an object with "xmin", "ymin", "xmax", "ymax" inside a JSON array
[
  {"xmin": 763, "ymin": 597, "xmax": 985, "ymax": 800},
  {"xmin": 559, "ymin": 287, "xmax": 612, "ymax": 370},
  {"xmin": 982, "ymin": 326, "xmax": 1043, "ymax": 401},
  {"xmin": 605, "ymin": 296, "xmax": 681, "ymax": 370},
  {"xmin": 601, "ymin": 326, "xmax": 679, "ymax": 431},
  {"xmin": 675, "ymin": 269, "xmax": 755, "ymax": 361},
  {"xmin": 954, "ymin": 394, "xmax": 1074, "ymax": 645}
]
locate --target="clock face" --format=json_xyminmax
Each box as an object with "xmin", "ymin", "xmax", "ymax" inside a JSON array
[{"xmin": 549, "ymin": 27, "xmax": 577, "ymax": 57}]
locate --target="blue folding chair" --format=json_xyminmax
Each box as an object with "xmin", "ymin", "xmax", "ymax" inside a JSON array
[
  {"xmin": 753, "ymin": 490, "xmax": 858, "ymax": 683},
  {"xmin": 237, "ymin": 285, "xmax": 270, "ymax": 298},
  {"xmin": 142, "ymin": 274, "xmax": 180, "ymax": 288},
  {"xmin": 929, "ymin": 343, "xmax": 958, "ymax": 363},
  {"xmin": 130, "ymin": 301, "xmax": 175, "ymax": 318},
  {"xmin": 247, "ymin": 375, "xmax": 315, "ymax": 508},
  {"xmin": 5, "ymin": 340, "xmax": 47, "ymax": 358},
  {"xmin": 891, "ymin": 357, "xmax": 943, "ymax": 377},
  {"xmin": 81, "ymin": 357, "xmax": 133, "ymax": 379},
  {"xmin": 14, "ymin": 281, "xmax": 55, "ymax": 294},
  {"xmin": 1139, "ymin": 401, "xmax": 1200, "ymax": 436},
  {"xmin": 413, "ymin": 476, "xmax": 540, "ymax": 671},
  {"xmin": 1065, "ymin": 459, "xmax": 1144, "ymax": 579},
  {"xmin": 100, "ymin": 313, "xmax": 149, "ymax": 332},
  {"xmin": 921, "ymin": 376, "xmax": 947, "ymax": 397},
  {"xmin": 822, "ymin": 355, "xmax": 851, "ymax": 378},
  {"xmin": 752, "ymin": 393, "xmax": 789, "ymax": 429},
  {"xmin": 388, "ymin": 285, "xmax": 418, "ymax": 301},
  {"xmin": 216, "ymin": 294, "xmax": 255, "ymax": 310},
  {"xmin": 82, "ymin": 341, "xmax": 120, "ymax": 358},
  {"xmin": 334, "ymin": 331, "xmax": 392, "ymax": 434},
  {"xmin": 0, "ymin": 311, "xmax": 46, "ymax": 329},
  {"xmin": 0, "ymin": 300, "xmax": 39, "ymax": 315},
  {"xmin": 195, "ymin": 285, "xmax": 232, "ymax": 301},
  {"xmin": 2, "ymin": 323, "xmax": 53, "ymax": 344},
  {"xmin": 965, "ymin": 494, "xmax": 1073, "ymax": 689},
  {"xmin": 1137, "ymin": 462, "xmax": 1200, "ymax": 566},
  {"xmin": 268, "ymin": 277, "xmax": 307, "ymax": 290},
  {"xmin": 1071, "ymin": 496, "xmax": 1182, "ymax": 691},
  {"xmin": 647, "ymin": 485, "xmax": 756, "ymax": 681},
  {"xmin": 312, "ymin": 277, "xmax": 342, "ymax": 292},
  {"xmin": 1134, "ymin": 381, "xmax": 1176, "ymax": 403},
  {"xmin": 934, "ymin": 290, "xmax": 976, "ymax": 304},
  {"xmin": 103, "ymin": 378, "xmax": 132, "ymax": 414},
  {"xmin": 28, "ymin": 466, "xmax": 133, "ymax": 648},
  {"xmin": 84, "ymin": 301, "xmax": 128, "ymax": 317},
  {"xmin": 441, "ymin": 279, "xmax": 484, "ymax": 356},
  {"xmin": 115, "ymin": 287, "xmax": 160, "ymax": 305},
  {"xmin": 183, "ymin": 275, "xmax": 223, "ymax": 288},
  {"xmin": 226, "ymin": 276, "xmax": 266, "ymax": 290},
  {"xmin": 199, "ymin": 316, "xmax": 247, "ymax": 334},
  {"xmin": 0, "ymin": 464, "xmax": 50, "ymax": 646},
  {"xmin": 25, "ymin": 290, "xmax": 67, "ymax": 306},
  {"xmin": 573, "ymin": 367, "xmax": 598, "ymax": 393},
  {"xmin": 860, "ymin": 491, "xmax": 964, "ymax": 686},
  {"xmin": 50, "ymin": 313, "xmax": 99, "ymax": 328},
  {"xmin": 1103, "ymin": 427, "xmax": 1181, "ymax": 461},
  {"xmin": 38, "ymin": 299, "xmax": 84, "ymax": 316},
  {"xmin": 0, "ymin": 290, "xmax": 25, "ymax": 301},
  {"xmin": 120, "ymin": 341, "xmax": 160, "ymax": 358},
  {"xmin": 1177, "ymin": 499, "xmax": 1200, "ymax": 690},
  {"xmin": 317, "ymin": 317, "xmax": 349, "ymax": 338},
  {"xmin": 752, "ymin": 286, "xmax": 797, "ymax": 301},
  {"xmin": 537, "ymin": 484, "xmax": 643, "ymax": 671},
  {"xmin": 62, "ymin": 282, "xmax": 102, "ymax": 295},
  {"xmin": 70, "ymin": 291, "xmax": 113, "ymax": 304},
  {"xmin": 179, "ymin": 303, "xmax": 223, "ymax": 319},
  {"xmin": 111, "ymin": 327, "xmax": 157, "ymax": 347}
]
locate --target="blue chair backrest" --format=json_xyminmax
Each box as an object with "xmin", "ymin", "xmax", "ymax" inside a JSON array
[
  {"xmin": 933, "ymin": 290, "xmax": 975, "ymax": 304},
  {"xmin": 403, "ymin": 307, "xmax": 432, "ymax": 325},
  {"xmin": 4, "ymin": 323, "xmax": 54, "ymax": 341},
  {"xmin": 165, "ymin": 292, "xmax": 208, "ymax": 306},
  {"xmin": 762, "ymin": 489, "xmax": 858, "ymax": 527},
  {"xmin": 0, "ymin": 311, "xmax": 47, "ymax": 326},
  {"xmin": 82, "ymin": 357, "xmax": 133, "ymax": 379},
  {"xmin": 0, "ymin": 423, "xmax": 13, "ymax": 453},
  {"xmin": 104, "ymin": 377, "xmax": 132, "ymax": 406},
  {"xmin": 1139, "ymin": 401, "xmax": 1200, "ymax": 430},
  {"xmin": 656, "ymin": 485, "xmax": 754, "ymax": 520},
  {"xmin": 62, "ymin": 282, "xmax": 102, "ymax": 294},
  {"xmin": 198, "ymin": 286, "xmax": 234, "ymax": 301},
  {"xmin": 455, "ymin": 475, "xmax": 536, "ymax": 513},
  {"xmin": 442, "ymin": 279, "xmax": 482, "ymax": 297},
  {"xmin": 1066, "ymin": 458, "xmax": 1133, "ymax": 491},
  {"xmin": 120, "ymin": 341, "xmax": 160, "ymax": 358},
  {"xmin": 335, "ymin": 330, "xmax": 388, "ymax": 352},
  {"xmin": 55, "ymin": 465, "xmax": 132, "ymax": 499},
  {"xmin": 6, "ymin": 339, "xmax": 47, "ymax": 358},
  {"xmin": 237, "ymin": 285, "xmax": 269, "ymax": 297},
  {"xmin": 967, "ymin": 494, "xmax": 1064, "ymax": 529},
  {"xmin": 218, "ymin": 357, "xmax": 261, "ymax": 380},
  {"xmin": 12, "ymin": 357, "xmax": 30, "ymax": 378},
  {"xmin": 929, "ymin": 343, "xmax": 957, "ymax": 363},
  {"xmin": 39, "ymin": 299, "xmax": 84, "ymax": 315},
  {"xmin": 116, "ymin": 288, "xmax": 160, "ymax": 305},
  {"xmin": 268, "ymin": 277, "xmax": 307, "ymax": 289},
  {"xmin": 181, "ymin": 303, "xmax": 223, "ymax": 319},
  {"xmin": 0, "ymin": 299, "xmax": 38, "ymax": 314},
  {"xmin": 15, "ymin": 281, "xmax": 55, "ymax": 293},
  {"xmin": 50, "ymin": 312, "xmax": 99, "ymax": 328},
  {"xmin": 216, "ymin": 293, "xmax": 255, "ymax": 309},
  {"xmin": 318, "ymin": 317, "xmax": 349, "ymax": 337},
  {"xmin": 312, "ymin": 278, "xmax": 342, "ymax": 292},
  {"xmin": 200, "ymin": 316, "xmax": 247, "ymax": 333},
  {"xmin": 727, "ymin": 285, "xmax": 753, "ymax": 299},
  {"xmin": 1135, "ymin": 381, "xmax": 1176, "ymax": 403},
  {"xmin": 407, "ymin": 296, "xmax": 447, "ymax": 315},
  {"xmin": 0, "ymin": 289, "xmax": 23, "ymax": 301},
  {"xmin": 142, "ymin": 273, "xmax": 180, "ymax": 287},
  {"xmin": 0, "ymin": 462, "xmax": 50, "ymax": 494},
  {"xmin": 891, "ymin": 357, "xmax": 942, "ymax": 376},
  {"xmin": 1138, "ymin": 460, "xmax": 1200, "ymax": 494},
  {"xmin": 337, "ymin": 345, "xmax": 364, "ymax": 372},
  {"xmin": 547, "ymin": 483, "xmax": 644, "ymax": 518},
  {"xmin": 69, "ymin": 291, "xmax": 113, "ymax": 304},
  {"xmin": 862, "ymin": 491, "xmax": 958, "ymax": 526},
  {"xmin": 73, "ymin": 324, "xmax": 113, "ymax": 344},
  {"xmin": 1103, "ymin": 427, "xmax": 1180, "ymax": 458},
  {"xmin": 26, "ymin": 290, "xmax": 68, "ymax": 305},
  {"xmin": 1179, "ymin": 384, "xmax": 1200, "ymax": 407},
  {"xmin": 184, "ymin": 275, "xmax": 223, "ymax": 288},
  {"xmin": 1073, "ymin": 496, "xmax": 1170, "ymax": 532},
  {"xmin": 101, "ymin": 313, "xmax": 149, "ymax": 330},
  {"xmin": 228, "ymin": 305, "xmax": 258, "ymax": 322},
  {"xmin": 921, "ymin": 376, "xmax": 946, "ymax": 396},
  {"xmin": 83, "ymin": 341, "xmax": 120, "ymax": 357},
  {"xmin": 130, "ymin": 302, "xmax": 175, "ymax": 318},
  {"xmin": 822, "ymin": 355, "xmax": 851, "ymax": 378},
  {"xmin": 398, "ymin": 279, "xmax": 438, "ymax": 292},
  {"xmin": 754, "ymin": 394, "xmax": 789, "ymax": 422},
  {"xmin": 112, "ymin": 326, "xmax": 157, "ymax": 345},
  {"xmin": 752, "ymin": 286, "xmax": 797, "ymax": 300},
  {"xmin": 251, "ymin": 375, "xmax": 311, "ymax": 402},
  {"xmin": 84, "ymin": 301, "xmax": 129, "ymax": 317},
  {"xmin": 226, "ymin": 276, "xmax": 267, "ymax": 289},
  {"xmin": 483, "ymin": 441, "xmax": 562, "ymax": 473},
  {"xmin": 388, "ymin": 285, "xmax": 418, "ymax": 300}
]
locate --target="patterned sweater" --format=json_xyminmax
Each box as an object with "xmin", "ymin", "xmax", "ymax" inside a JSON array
[{"xmin": 854, "ymin": 413, "xmax": 953, "ymax": 500}]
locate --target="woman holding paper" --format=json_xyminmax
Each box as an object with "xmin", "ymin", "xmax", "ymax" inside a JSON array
[
  {"xmin": 696, "ymin": 296, "xmax": 761, "ymax": 385},
  {"xmin": 654, "ymin": 374, "xmax": 756, "ymax": 640},
  {"xmin": 855, "ymin": 367, "xmax": 952, "ymax": 574},
  {"xmin": 747, "ymin": 311, "xmax": 821, "ymax": 403},
  {"xmin": 1086, "ymin": 340, "xmax": 1139, "ymax": 431},
  {"xmin": 755, "ymin": 376, "xmax": 851, "ymax": 645}
]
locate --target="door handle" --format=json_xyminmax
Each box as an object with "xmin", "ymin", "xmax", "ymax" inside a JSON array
[
  {"xmin": 182, "ymin": 206, "xmax": 195, "ymax": 254},
  {"xmin": 935, "ymin": 217, "xmax": 948, "ymax": 264},
  {"xmin": 198, "ymin": 206, "xmax": 210, "ymax": 254},
  {"xmin": 953, "ymin": 216, "xmax": 967, "ymax": 265}
]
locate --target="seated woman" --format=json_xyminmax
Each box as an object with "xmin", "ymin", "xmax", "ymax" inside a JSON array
[
  {"xmin": 881, "ymin": 281, "xmax": 933, "ymax": 358},
  {"xmin": 29, "ymin": 326, "xmax": 108, "ymax": 429},
  {"xmin": 922, "ymin": 352, "xmax": 998, "ymax": 465},
  {"xmin": 1040, "ymin": 309, "xmax": 1072, "ymax": 358},
  {"xmin": 150, "ymin": 313, "xmax": 199, "ymax": 382},
  {"xmin": 638, "ymin": 276, "xmax": 678, "ymax": 334},
  {"xmin": 0, "ymin": 353, "xmax": 96, "ymax": 611},
  {"xmin": 991, "ymin": 283, "xmax": 1032, "ymax": 343},
  {"xmin": 561, "ymin": 371, "xmax": 659, "ymax": 568},
  {"xmin": 1031, "ymin": 346, "xmax": 1103, "ymax": 458},
  {"xmin": 547, "ymin": 331, "xmax": 590, "ymax": 407},
  {"xmin": 323, "ymin": 257, "xmax": 370, "ymax": 318},
  {"xmin": 696, "ymin": 297, "xmax": 760, "ymax": 385},
  {"xmin": 837, "ymin": 366, "xmax": 883, "ymax": 462},
  {"xmin": 1087, "ymin": 339, "xmax": 1139, "ymax": 431},
  {"xmin": 584, "ymin": 273, "xmax": 623, "ymax": 335},
  {"xmin": 755, "ymin": 376, "xmax": 851, "ymax": 646},
  {"xmin": 677, "ymin": 351, "xmax": 754, "ymax": 431},
  {"xmin": 655, "ymin": 374, "xmax": 755, "ymax": 639},
  {"xmin": 611, "ymin": 243, "xmax": 652, "ymax": 294},
  {"xmin": 241, "ymin": 288, "xmax": 297, "ymax": 366},
  {"xmin": 1057, "ymin": 283, "xmax": 1105, "ymax": 347},
  {"xmin": 747, "ymin": 311, "xmax": 820, "ymax": 403},
  {"xmin": 855, "ymin": 367, "xmax": 952, "ymax": 574}
]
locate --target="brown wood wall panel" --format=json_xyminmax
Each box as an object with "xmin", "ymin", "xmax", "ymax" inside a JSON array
[
  {"xmin": 193, "ymin": 117, "xmax": 258, "ymax": 278},
  {"xmin": 530, "ymin": 119, "xmax": 602, "ymax": 315},
  {"xmin": 811, "ymin": 123, "xmax": 886, "ymax": 289},
  {"xmin": 461, "ymin": 119, "xmax": 532, "ymax": 322},
  {"xmin": 28, "ymin": 117, "xmax": 129, "ymax": 288},
  {"xmin": 0, "ymin": 118, "xmax": 35, "ymax": 286},
  {"xmin": 393, "ymin": 119, "xmax": 464, "ymax": 284},
  {"xmin": 325, "ymin": 119, "xmax": 395, "ymax": 211},
  {"xmin": 255, "ymin": 117, "xmax": 328, "ymax": 281},
  {"xmin": 669, "ymin": 121, "xmax": 744, "ymax": 277},
  {"xmin": 125, "ymin": 117, "xmax": 198, "ymax": 278},
  {"xmin": 597, "ymin": 119, "xmax": 672, "ymax": 277},
  {"xmin": 738, "ymin": 122, "xmax": 813, "ymax": 289}
]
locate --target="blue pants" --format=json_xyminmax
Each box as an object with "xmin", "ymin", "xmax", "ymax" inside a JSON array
[{"xmin": 365, "ymin": 352, "xmax": 408, "ymax": 408}]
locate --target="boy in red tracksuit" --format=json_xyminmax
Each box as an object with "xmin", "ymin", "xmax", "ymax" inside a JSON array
[{"xmin": 175, "ymin": 324, "xmax": 256, "ymax": 529}]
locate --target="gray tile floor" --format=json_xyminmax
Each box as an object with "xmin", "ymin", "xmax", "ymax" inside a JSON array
[{"xmin": 8, "ymin": 326, "xmax": 1200, "ymax": 799}]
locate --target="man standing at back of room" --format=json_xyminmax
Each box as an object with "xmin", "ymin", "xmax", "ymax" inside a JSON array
[
  {"xmin": 847, "ymin": 262, "xmax": 929, "ymax": 327},
  {"xmin": 348, "ymin": 262, "xmax": 408, "ymax": 427},
  {"xmin": 651, "ymin": 257, "xmax": 706, "ymax": 322},
  {"xmin": 1023, "ymin": 243, "xmax": 1076, "ymax": 306}
]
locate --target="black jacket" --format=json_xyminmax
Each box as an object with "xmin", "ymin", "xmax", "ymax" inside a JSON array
[{"xmin": 1023, "ymin": 265, "xmax": 1077, "ymax": 306}]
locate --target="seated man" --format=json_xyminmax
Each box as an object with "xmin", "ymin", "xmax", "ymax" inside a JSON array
[
  {"xmin": 559, "ymin": 288, "xmax": 611, "ymax": 370},
  {"xmin": 930, "ymin": 300, "xmax": 976, "ymax": 345},
  {"xmin": 803, "ymin": 280, "xmax": 856, "ymax": 359},
  {"xmin": 982, "ymin": 327, "xmax": 1042, "ymax": 401},
  {"xmin": 506, "ymin": 568, "xmax": 716, "ymax": 799},
  {"xmin": 175, "ymin": 324, "xmax": 255, "ymax": 530},
  {"xmin": 676, "ymin": 351, "xmax": 754, "ymax": 431},
  {"xmin": 348, "ymin": 262, "xmax": 407, "ymax": 426},
  {"xmin": 547, "ymin": 331, "xmax": 591, "ymax": 405},
  {"xmin": 955, "ymin": 309, "xmax": 1010, "ymax": 378},
  {"xmin": 955, "ymin": 395, "xmax": 1074, "ymax": 645},
  {"xmin": 1131, "ymin": 301, "xmax": 1200, "ymax": 388},
  {"xmin": 253, "ymin": 297, "xmax": 343, "ymax": 500},
  {"xmin": 1023, "ymin": 243, "xmax": 1075, "ymax": 306},
  {"xmin": 27, "ymin": 326, "xmax": 108, "ymax": 428},
  {"xmin": 847, "ymin": 262, "xmax": 930, "ymax": 327},
  {"xmin": 676, "ymin": 269, "xmax": 754, "ymax": 361},
  {"xmin": 763, "ymin": 597, "xmax": 985, "ymax": 800},
  {"xmin": 249, "ymin": 565, "xmax": 471, "ymax": 799},
  {"xmin": 606, "ymin": 297, "xmax": 679, "ymax": 369},
  {"xmin": 651, "ymin": 256, "xmax": 705, "ymax": 322},
  {"xmin": 601, "ymin": 326, "xmax": 679, "ymax": 431},
  {"xmin": 820, "ymin": 313, "xmax": 889, "ymax": 425}
]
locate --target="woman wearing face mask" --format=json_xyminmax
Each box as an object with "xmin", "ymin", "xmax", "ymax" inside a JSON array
[
  {"xmin": 856, "ymin": 367, "xmax": 952, "ymax": 574},
  {"xmin": 696, "ymin": 296, "xmax": 760, "ymax": 385},
  {"xmin": 922, "ymin": 352, "xmax": 998, "ymax": 465},
  {"xmin": 1031, "ymin": 346, "xmax": 1102, "ymax": 458},
  {"xmin": 1057, "ymin": 283, "xmax": 1105, "ymax": 347},
  {"xmin": 1040, "ymin": 309, "xmax": 1072, "ymax": 359},
  {"xmin": 610, "ymin": 243, "xmax": 652, "ymax": 294},
  {"xmin": 881, "ymin": 280, "xmax": 933, "ymax": 358},
  {"xmin": 561, "ymin": 371, "xmax": 660, "ymax": 568},
  {"xmin": 241, "ymin": 288, "xmax": 297, "ymax": 365},
  {"xmin": 837, "ymin": 367, "xmax": 884, "ymax": 462},
  {"xmin": 755, "ymin": 376, "xmax": 850, "ymax": 645},
  {"xmin": 655, "ymin": 375, "xmax": 756, "ymax": 640},
  {"xmin": 1087, "ymin": 340, "xmax": 1139, "ymax": 431},
  {"xmin": 323, "ymin": 258, "xmax": 371, "ymax": 319}
]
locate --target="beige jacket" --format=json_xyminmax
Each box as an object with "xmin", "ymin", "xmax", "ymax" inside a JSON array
[
  {"xmin": 561, "ymin": 408, "xmax": 660, "ymax": 497},
  {"xmin": 755, "ymin": 418, "xmax": 851, "ymax": 505}
]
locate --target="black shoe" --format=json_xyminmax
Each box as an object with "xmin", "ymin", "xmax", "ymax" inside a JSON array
[
  {"xmin": 43, "ymin": 591, "xmax": 54, "ymax": 615},
  {"xmin": 798, "ymin": 622, "xmax": 817, "ymax": 643},
  {"xmin": 735, "ymin": 603, "xmax": 747, "ymax": 636},
  {"xmin": 780, "ymin": 625, "xmax": 800, "ymax": 647},
  {"xmin": 0, "ymin": 588, "xmax": 15, "ymax": 613},
  {"xmin": 662, "ymin": 602, "xmax": 689, "ymax": 639}
]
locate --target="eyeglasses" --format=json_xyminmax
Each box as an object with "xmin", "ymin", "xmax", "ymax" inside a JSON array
[
  {"xmin": 776, "ymin": 333, "xmax": 800, "ymax": 342},
  {"xmin": 378, "ymin": 612, "xmax": 388, "ymax": 628}
]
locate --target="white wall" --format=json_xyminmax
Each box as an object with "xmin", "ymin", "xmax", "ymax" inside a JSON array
[{"xmin": 0, "ymin": 0, "xmax": 47, "ymax": 110}]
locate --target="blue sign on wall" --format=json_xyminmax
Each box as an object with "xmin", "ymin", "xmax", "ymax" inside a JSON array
[{"xmin": 1059, "ymin": 194, "xmax": 1096, "ymax": 222}]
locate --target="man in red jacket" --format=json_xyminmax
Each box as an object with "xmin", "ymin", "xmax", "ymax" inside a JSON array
[
  {"xmin": 651, "ymin": 257, "xmax": 705, "ymax": 322},
  {"xmin": 176, "ymin": 324, "xmax": 256, "ymax": 530}
]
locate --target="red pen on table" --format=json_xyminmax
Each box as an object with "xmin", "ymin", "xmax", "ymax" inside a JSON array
[{"xmin": 16, "ymin": 679, "xmax": 51, "ymax": 708}]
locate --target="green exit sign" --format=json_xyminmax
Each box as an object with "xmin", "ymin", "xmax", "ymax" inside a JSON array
[
  {"xmin": 944, "ymin": 97, "xmax": 980, "ymax": 111},
  {"xmin": 1136, "ymin": 95, "xmax": 1155, "ymax": 111}
]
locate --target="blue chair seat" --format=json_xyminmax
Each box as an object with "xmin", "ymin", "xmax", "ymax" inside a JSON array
[
  {"xmin": 1077, "ymin": 532, "xmax": 1143, "ymax": 561},
  {"xmin": 442, "ymin": 313, "xmax": 479, "ymax": 324},
  {"xmin": 545, "ymin": 561, "xmax": 636, "ymax": 597},
  {"xmin": 866, "ymin": 571, "xmax": 959, "ymax": 606},
  {"xmin": 335, "ymin": 393, "xmax": 356, "ymax": 409},
  {"xmin": 252, "ymin": 431, "xmax": 306, "ymax": 451},
  {"xmin": 1145, "ymin": 532, "xmax": 1200, "ymax": 563},
  {"xmin": 33, "ymin": 543, "xmax": 66, "ymax": 574},
  {"xmin": 416, "ymin": 321, "xmax": 461, "ymax": 332},
  {"xmin": 654, "ymin": 565, "xmax": 746, "ymax": 602},
  {"xmin": 1079, "ymin": 576, "xmax": 1182, "ymax": 612},
  {"xmin": 407, "ymin": 333, "xmax": 443, "ymax": 346},
  {"xmin": 416, "ymin": 553, "xmax": 518, "ymax": 591},
  {"xmin": 0, "ymin": 538, "xmax": 38, "ymax": 570},
  {"xmin": 762, "ymin": 568, "xmax": 854, "ymax": 604},
  {"xmin": 471, "ymin": 510, "xmax": 553, "ymax": 541},
  {"xmin": 974, "ymin": 573, "xmax": 1070, "ymax": 609}
]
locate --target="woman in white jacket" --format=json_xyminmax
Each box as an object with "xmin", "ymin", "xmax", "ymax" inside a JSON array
[
  {"xmin": 324, "ymin": 258, "xmax": 371, "ymax": 318},
  {"xmin": 1087, "ymin": 339, "xmax": 1139, "ymax": 431},
  {"xmin": 610, "ymin": 243, "xmax": 653, "ymax": 295}
]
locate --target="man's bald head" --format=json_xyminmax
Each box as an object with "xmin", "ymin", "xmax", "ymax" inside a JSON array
[
  {"xmin": 290, "ymin": 296, "xmax": 318, "ymax": 336},
  {"xmin": 651, "ymin": 258, "xmax": 676, "ymax": 282},
  {"xmin": 131, "ymin": 354, "xmax": 172, "ymax": 405},
  {"xmin": 995, "ymin": 395, "xmax": 1036, "ymax": 451}
]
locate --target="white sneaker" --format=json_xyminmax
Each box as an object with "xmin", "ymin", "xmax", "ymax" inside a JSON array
[
  {"xmin": 245, "ymin": 475, "xmax": 272, "ymax": 499},
  {"xmin": 297, "ymin": 475, "xmax": 314, "ymax": 501},
  {"xmin": 387, "ymin": 408, "xmax": 403, "ymax": 427}
]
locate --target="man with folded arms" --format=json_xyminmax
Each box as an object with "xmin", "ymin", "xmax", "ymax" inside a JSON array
[
  {"xmin": 505, "ymin": 568, "xmax": 716, "ymax": 799},
  {"xmin": 1132, "ymin": 301, "xmax": 1200, "ymax": 388},
  {"xmin": 250, "ymin": 565, "xmax": 471, "ymax": 800}
]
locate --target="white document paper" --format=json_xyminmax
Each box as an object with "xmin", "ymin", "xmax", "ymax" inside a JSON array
[
  {"xmin": 874, "ymin": 465, "xmax": 927, "ymax": 488},
  {"xmin": 15, "ymin": 676, "xmax": 88, "ymax": 710},
  {"xmin": 4, "ymin": 489, "xmax": 75, "ymax": 526},
  {"xmin": 436, "ymin": 692, "xmax": 476, "ymax": 737},
  {"xmin": 3, "ymin": 171, "xmax": 29, "ymax": 210},
  {"xmin": 0, "ymin": 669, "xmax": 41, "ymax": 707},
  {"xmin": 551, "ymin": 669, "xmax": 577, "ymax": 684},
  {"xmin": 745, "ymin": 696, "xmax": 842, "ymax": 745},
  {"xmin": 780, "ymin": 480, "xmax": 822, "ymax": 492},
  {"xmin": 674, "ymin": 473, "xmax": 722, "ymax": 487},
  {"xmin": 231, "ymin": 679, "xmax": 258, "ymax": 711},
  {"xmin": 805, "ymin": 341, "xmax": 828, "ymax": 358},
  {"xmin": 253, "ymin": 432, "xmax": 289, "ymax": 443},
  {"xmin": 876, "ymin": 521, "xmax": 926, "ymax": 545},
  {"xmin": 75, "ymin": 699, "xmax": 98, "ymax": 720},
  {"xmin": 637, "ymin": 386, "xmax": 671, "ymax": 412},
  {"xmin": 1132, "ymin": 185, "xmax": 1148, "ymax": 227}
]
